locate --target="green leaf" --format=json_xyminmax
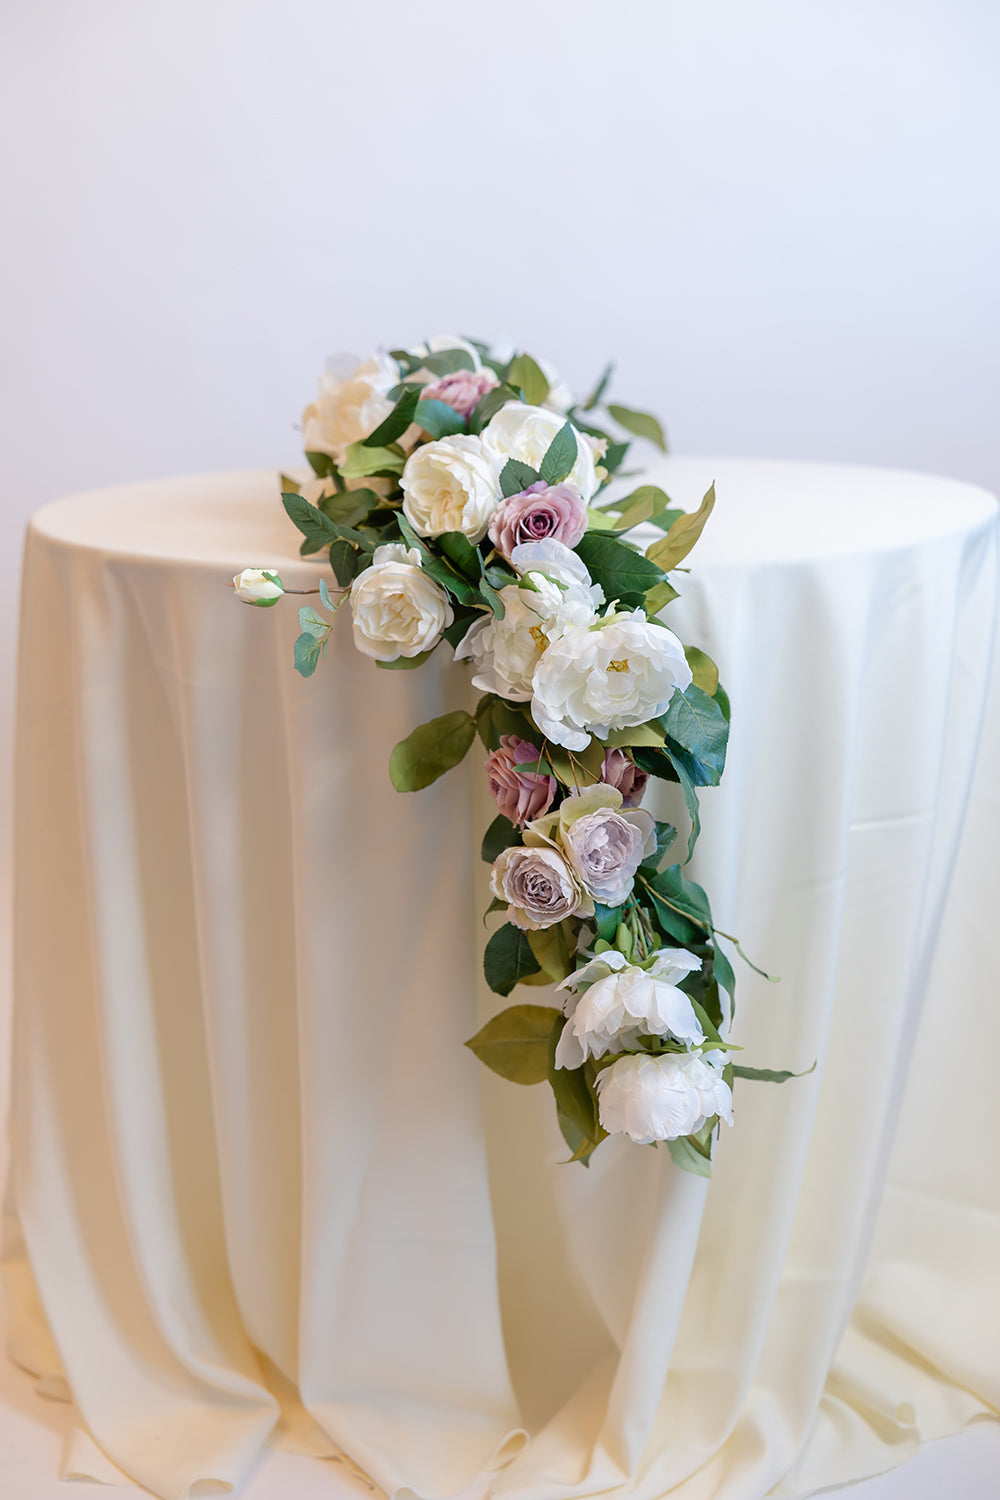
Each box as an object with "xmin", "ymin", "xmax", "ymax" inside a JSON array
[
  {"xmin": 305, "ymin": 450, "xmax": 334, "ymax": 478},
  {"xmin": 667, "ymin": 1134, "xmax": 713, "ymax": 1176},
  {"xmin": 500, "ymin": 458, "xmax": 541, "ymax": 498},
  {"xmin": 582, "ymin": 361, "xmax": 614, "ymax": 411},
  {"xmin": 437, "ymin": 531, "xmax": 482, "ymax": 580},
  {"xmin": 601, "ymin": 485, "xmax": 671, "ymax": 531},
  {"xmin": 507, "ymin": 353, "xmax": 550, "ymax": 406},
  {"xmin": 389, "ymin": 710, "xmax": 476, "ymax": 792},
  {"xmin": 329, "ymin": 537, "xmax": 359, "ymax": 586},
  {"xmin": 600, "ymin": 440, "xmax": 630, "ymax": 478},
  {"xmin": 484, "ymin": 923, "xmax": 543, "ymax": 996},
  {"xmin": 538, "ymin": 421, "xmax": 578, "ymax": 486},
  {"xmin": 362, "ymin": 387, "xmax": 420, "ymax": 448},
  {"xmin": 526, "ymin": 921, "xmax": 575, "ymax": 982},
  {"xmin": 661, "ymin": 684, "xmax": 729, "ymax": 787},
  {"xmin": 414, "ymin": 398, "xmax": 467, "ymax": 439},
  {"xmin": 475, "ymin": 696, "xmax": 538, "ymax": 752},
  {"xmin": 593, "ymin": 903, "xmax": 623, "ymax": 942},
  {"xmin": 646, "ymin": 484, "xmax": 716, "ymax": 572},
  {"xmin": 298, "ymin": 604, "xmax": 329, "ymax": 639},
  {"xmin": 420, "ymin": 348, "xmax": 476, "ymax": 376},
  {"xmin": 607, "ymin": 403, "xmax": 667, "ymax": 451},
  {"xmin": 318, "ymin": 576, "xmax": 334, "ymax": 611},
  {"xmin": 603, "ymin": 722, "xmax": 665, "ymax": 748},
  {"xmin": 468, "ymin": 384, "xmax": 518, "ymax": 434},
  {"xmin": 642, "ymin": 865, "xmax": 712, "ymax": 944},
  {"xmin": 712, "ymin": 941, "xmax": 736, "ymax": 1022},
  {"xmin": 639, "ymin": 820, "xmax": 678, "ymax": 873},
  {"xmin": 574, "ymin": 531, "xmax": 664, "ymax": 600},
  {"xmin": 546, "ymin": 737, "xmax": 606, "ymax": 788},
  {"xmin": 481, "ymin": 813, "xmax": 520, "ymax": 864},
  {"xmin": 671, "ymin": 751, "xmax": 702, "ymax": 859},
  {"xmin": 375, "ymin": 648, "xmax": 436, "ymax": 670},
  {"xmin": 319, "ymin": 488, "xmax": 378, "ymax": 528},
  {"xmin": 479, "ymin": 577, "xmax": 506, "ymax": 619},
  {"xmin": 648, "ymin": 507, "xmax": 686, "ymax": 533},
  {"xmin": 643, "ymin": 579, "xmax": 681, "ymax": 616},
  {"xmin": 283, "ymin": 491, "xmax": 340, "ymax": 555},
  {"xmin": 547, "ymin": 1023, "xmax": 603, "ymax": 1163},
  {"xmin": 293, "ymin": 631, "xmax": 324, "ymax": 678},
  {"xmin": 732, "ymin": 1062, "xmax": 817, "ymax": 1084},
  {"xmin": 684, "ymin": 646, "xmax": 719, "ymax": 696},
  {"xmin": 464, "ymin": 1004, "xmax": 561, "ymax": 1084},
  {"xmin": 341, "ymin": 442, "xmax": 405, "ymax": 481}
]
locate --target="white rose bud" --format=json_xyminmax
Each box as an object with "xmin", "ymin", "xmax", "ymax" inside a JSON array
[
  {"xmin": 350, "ymin": 546, "xmax": 453, "ymax": 662},
  {"xmin": 596, "ymin": 1050, "xmax": 733, "ymax": 1144},
  {"xmin": 482, "ymin": 405, "xmax": 598, "ymax": 502},
  {"xmin": 400, "ymin": 434, "xmax": 501, "ymax": 542},
  {"xmin": 531, "ymin": 611, "xmax": 693, "ymax": 751},
  {"xmin": 232, "ymin": 568, "xmax": 284, "ymax": 606},
  {"xmin": 554, "ymin": 948, "xmax": 704, "ymax": 1069}
]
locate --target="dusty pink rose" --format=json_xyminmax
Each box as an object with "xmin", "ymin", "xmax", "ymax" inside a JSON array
[
  {"xmin": 487, "ymin": 481, "xmax": 588, "ymax": 560},
  {"xmin": 485, "ymin": 735, "xmax": 557, "ymax": 827},
  {"xmin": 420, "ymin": 370, "xmax": 499, "ymax": 419},
  {"xmin": 601, "ymin": 748, "xmax": 648, "ymax": 808}
]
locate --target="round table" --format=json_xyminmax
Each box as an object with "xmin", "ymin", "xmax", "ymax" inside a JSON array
[{"xmin": 5, "ymin": 460, "xmax": 999, "ymax": 1500}]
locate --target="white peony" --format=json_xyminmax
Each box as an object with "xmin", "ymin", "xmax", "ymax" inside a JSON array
[
  {"xmin": 400, "ymin": 434, "xmax": 501, "ymax": 541},
  {"xmin": 454, "ymin": 545, "xmax": 601, "ymax": 701},
  {"xmin": 482, "ymin": 405, "xmax": 598, "ymax": 502},
  {"xmin": 350, "ymin": 545, "xmax": 453, "ymax": 662},
  {"xmin": 596, "ymin": 1050, "xmax": 733, "ymax": 1144},
  {"xmin": 554, "ymin": 948, "xmax": 704, "ymax": 1068},
  {"xmin": 531, "ymin": 610, "xmax": 693, "ymax": 751},
  {"xmin": 302, "ymin": 351, "xmax": 400, "ymax": 464},
  {"xmin": 232, "ymin": 568, "xmax": 284, "ymax": 606}
]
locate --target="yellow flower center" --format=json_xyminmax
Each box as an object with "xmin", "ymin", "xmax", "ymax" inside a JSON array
[
  {"xmin": 529, "ymin": 626, "xmax": 549, "ymax": 649},
  {"xmin": 607, "ymin": 658, "xmax": 630, "ymax": 673}
]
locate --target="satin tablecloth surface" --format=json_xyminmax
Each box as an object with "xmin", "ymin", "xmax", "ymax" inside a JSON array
[{"xmin": 4, "ymin": 460, "xmax": 999, "ymax": 1500}]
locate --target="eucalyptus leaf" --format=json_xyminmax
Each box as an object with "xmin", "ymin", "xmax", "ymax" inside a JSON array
[
  {"xmin": 415, "ymin": 398, "xmax": 467, "ymax": 439},
  {"xmin": 389, "ymin": 710, "xmax": 476, "ymax": 792},
  {"xmin": 464, "ymin": 1004, "xmax": 561, "ymax": 1084},
  {"xmin": 508, "ymin": 352, "xmax": 550, "ymax": 406},
  {"xmin": 646, "ymin": 484, "xmax": 716, "ymax": 572},
  {"xmin": 298, "ymin": 605, "xmax": 329, "ymax": 640},
  {"xmin": 538, "ymin": 420, "xmax": 578, "ymax": 486},
  {"xmin": 607, "ymin": 403, "xmax": 667, "ymax": 451},
  {"xmin": 293, "ymin": 631, "xmax": 324, "ymax": 678},
  {"xmin": 318, "ymin": 577, "xmax": 334, "ymax": 611},
  {"xmin": 484, "ymin": 923, "xmax": 543, "ymax": 996}
]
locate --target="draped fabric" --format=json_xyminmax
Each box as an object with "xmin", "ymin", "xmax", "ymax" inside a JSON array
[{"xmin": 4, "ymin": 460, "xmax": 998, "ymax": 1500}]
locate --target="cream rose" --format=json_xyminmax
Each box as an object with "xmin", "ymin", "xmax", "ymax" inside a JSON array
[
  {"xmin": 349, "ymin": 544, "xmax": 453, "ymax": 662},
  {"xmin": 482, "ymin": 405, "xmax": 598, "ymax": 502},
  {"xmin": 531, "ymin": 611, "xmax": 693, "ymax": 751},
  {"xmin": 596, "ymin": 1050, "xmax": 733, "ymax": 1144},
  {"xmin": 400, "ymin": 435, "xmax": 501, "ymax": 541},
  {"xmin": 302, "ymin": 352, "xmax": 399, "ymax": 464},
  {"xmin": 490, "ymin": 845, "xmax": 593, "ymax": 930}
]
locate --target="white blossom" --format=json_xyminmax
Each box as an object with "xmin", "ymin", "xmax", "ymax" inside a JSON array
[{"xmin": 596, "ymin": 1050, "xmax": 733, "ymax": 1144}]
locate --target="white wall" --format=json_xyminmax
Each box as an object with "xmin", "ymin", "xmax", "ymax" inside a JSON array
[{"xmin": 1, "ymin": 0, "xmax": 998, "ymax": 868}]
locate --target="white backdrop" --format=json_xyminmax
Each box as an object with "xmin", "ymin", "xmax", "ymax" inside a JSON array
[{"xmin": 1, "ymin": 0, "xmax": 998, "ymax": 899}]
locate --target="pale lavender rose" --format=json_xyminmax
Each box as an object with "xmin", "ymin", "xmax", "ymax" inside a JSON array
[
  {"xmin": 421, "ymin": 370, "xmax": 499, "ymax": 419},
  {"xmin": 487, "ymin": 481, "xmax": 588, "ymax": 561},
  {"xmin": 562, "ymin": 803, "xmax": 656, "ymax": 907},
  {"xmin": 485, "ymin": 735, "xmax": 557, "ymax": 827},
  {"xmin": 601, "ymin": 748, "xmax": 649, "ymax": 808},
  {"xmin": 490, "ymin": 845, "xmax": 592, "ymax": 930}
]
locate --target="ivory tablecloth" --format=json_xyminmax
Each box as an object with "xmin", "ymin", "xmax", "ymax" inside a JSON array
[{"xmin": 4, "ymin": 459, "xmax": 999, "ymax": 1500}]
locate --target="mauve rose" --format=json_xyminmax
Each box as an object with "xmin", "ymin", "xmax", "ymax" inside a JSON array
[
  {"xmin": 485, "ymin": 736, "xmax": 557, "ymax": 827},
  {"xmin": 490, "ymin": 844, "xmax": 591, "ymax": 930},
  {"xmin": 488, "ymin": 481, "xmax": 589, "ymax": 561},
  {"xmin": 601, "ymin": 748, "xmax": 648, "ymax": 808},
  {"xmin": 562, "ymin": 803, "xmax": 655, "ymax": 906},
  {"xmin": 421, "ymin": 370, "xmax": 499, "ymax": 419}
]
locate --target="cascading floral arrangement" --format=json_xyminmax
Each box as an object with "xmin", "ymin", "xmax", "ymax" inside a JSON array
[{"xmin": 234, "ymin": 336, "xmax": 793, "ymax": 1173}]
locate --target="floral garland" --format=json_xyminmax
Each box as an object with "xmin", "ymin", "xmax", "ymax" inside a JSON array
[{"xmin": 234, "ymin": 337, "xmax": 792, "ymax": 1173}]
